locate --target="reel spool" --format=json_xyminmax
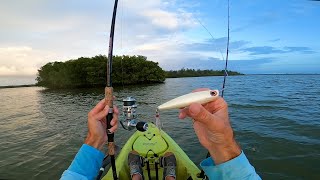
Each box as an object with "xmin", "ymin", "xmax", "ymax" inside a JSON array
[{"xmin": 121, "ymin": 97, "xmax": 148, "ymax": 132}]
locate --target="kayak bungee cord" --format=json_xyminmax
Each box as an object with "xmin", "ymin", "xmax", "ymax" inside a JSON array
[{"xmin": 105, "ymin": 0, "xmax": 119, "ymax": 180}]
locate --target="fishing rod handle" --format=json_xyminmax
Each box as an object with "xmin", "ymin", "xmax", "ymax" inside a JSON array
[{"xmin": 105, "ymin": 87, "xmax": 114, "ymax": 135}]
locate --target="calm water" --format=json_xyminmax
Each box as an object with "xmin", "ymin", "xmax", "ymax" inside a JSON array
[
  {"xmin": 0, "ymin": 76, "xmax": 36, "ymax": 86},
  {"xmin": 0, "ymin": 75, "xmax": 319, "ymax": 179}
]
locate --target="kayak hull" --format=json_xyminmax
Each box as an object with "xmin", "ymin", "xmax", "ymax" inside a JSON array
[{"xmin": 102, "ymin": 123, "xmax": 201, "ymax": 179}]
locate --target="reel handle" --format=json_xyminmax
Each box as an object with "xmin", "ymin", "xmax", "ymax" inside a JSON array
[{"xmin": 136, "ymin": 121, "xmax": 148, "ymax": 132}]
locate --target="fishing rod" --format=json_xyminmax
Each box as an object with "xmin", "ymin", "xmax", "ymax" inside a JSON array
[
  {"xmin": 105, "ymin": 0, "xmax": 119, "ymax": 179},
  {"xmin": 100, "ymin": 1, "xmax": 149, "ymax": 179},
  {"xmin": 221, "ymin": 0, "xmax": 230, "ymax": 98}
]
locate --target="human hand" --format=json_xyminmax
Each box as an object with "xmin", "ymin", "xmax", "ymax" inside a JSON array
[
  {"xmin": 179, "ymin": 88, "xmax": 241, "ymax": 164},
  {"xmin": 84, "ymin": 99, "xmax": 119, "ymax": 151}
]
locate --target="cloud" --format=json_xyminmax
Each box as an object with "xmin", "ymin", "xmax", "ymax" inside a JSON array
[
  {"xmin": 160, "ymin": 52, "xmax": 320, "ymax": 74},
  {"xmin": 181, "ymin": 38, "xmax": 250, "ymax": 53},
  {"xmin": 284, "ymin": 46, "xmax": 315, "ymax": 54},
  {"xmin": 121, "ymin": 0, "xmax": 197, "ymax": 34},
  {"xmin": 269, "ymin": 38, "xmax": 281, "ymax": 42},
  {"xmin": 232, "ymin": 12, "xmax": 279, "ymax": 32},
  {"xmin": 0, "ymin": 46, "xmax": 56, "ymax": 76},
  {"xmin": 127, "ymin": 36, "xmax": 250, "ymax": 70},
  {"xmin": 242, "ymin": 46, "xmax": 316, "ymax": 55},
  {"xmin": 142, "ymin": 9, "xmax": 197, "ymax": 30},
  {"xmin": 160, "ymin": 56, "xmax": 275, "ymax": 74},
  {"xmin": 289, "ymin": 1, "xmax": 318, "ymax": 16},
  {"xmin": 242, "ymin": 46, "xmax": 285, "ymax": 55}
]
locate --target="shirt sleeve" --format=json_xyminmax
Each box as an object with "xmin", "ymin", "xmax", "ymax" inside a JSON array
[
  {"xmin": 60, "ymin": 144, "xmax": 105, "ymax": 180},
  {"xmin": 200, "ymin": 151, "xmax": 261, "ymax": 180}
]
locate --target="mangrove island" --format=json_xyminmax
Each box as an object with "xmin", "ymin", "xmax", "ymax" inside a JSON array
[{"xmin": 36, "ymin": 55, "xmax": 166, "ymax": 88}]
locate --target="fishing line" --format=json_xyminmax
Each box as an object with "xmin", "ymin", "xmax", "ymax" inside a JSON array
[
  {"xmin": 194, "ymin": 5, "xmax": 231, "ymax": 97},
  {"xmin": 199, "ymin": 0, "xmax": 230, "ymax": 178},
  {"xmin": 120, "ymin": 0, "xmax": 125, "ymax": 92},
  {"xmin": 195, "ymin": 15, "xmax": 230, "ymax": 96},
  {"xmin": 195, "ymin": 17, "xmax": 225, "ymax": 61}
]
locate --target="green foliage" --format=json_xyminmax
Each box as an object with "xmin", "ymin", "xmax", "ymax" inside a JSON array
[
  {"xmin": 166, "ymin": 68, "xmax": 243, "ymax": 78},
  {"xmin": 36, "ymin": 55, "xmax": 166, "ymax": 89}
]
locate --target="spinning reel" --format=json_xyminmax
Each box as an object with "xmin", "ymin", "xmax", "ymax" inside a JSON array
[{"xmin": 120, "ymin": 97, "xmax": 148, "ymax": 132}]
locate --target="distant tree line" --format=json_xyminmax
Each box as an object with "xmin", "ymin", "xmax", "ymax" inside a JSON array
[
  {"xmin": 166, "ymin": 68, "xmax": 243, "ymax": 78},
  {"xmin": 36, "ymin": 55, "xmax": 166, "ymax": 88}
]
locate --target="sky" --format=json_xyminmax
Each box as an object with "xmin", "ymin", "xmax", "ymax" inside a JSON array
[{"xmin": 0, "ymin": 0, "xmax": 319, "ymax": 77}]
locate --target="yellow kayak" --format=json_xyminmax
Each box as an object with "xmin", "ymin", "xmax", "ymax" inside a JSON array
[{"xmin": 102, "ymin": 123, "xmax": 202, "ymax": 180}]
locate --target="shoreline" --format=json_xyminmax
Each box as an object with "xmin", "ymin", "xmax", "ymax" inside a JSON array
[
  {"xmin": 0, "ymin": 84, "xmax": 37, "ymax": 89},
  {"xmin": 1, "ymin": 74, "xmax": 319, "ymax": 89}
]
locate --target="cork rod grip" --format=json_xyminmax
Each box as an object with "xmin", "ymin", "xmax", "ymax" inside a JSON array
[
  {"xmin": 105, "ymin": 87, "xmax": 114, "ymax": 108},
  {"xmin": 105, "ymin": 87, "xmax": 114, "ymax": 140}
]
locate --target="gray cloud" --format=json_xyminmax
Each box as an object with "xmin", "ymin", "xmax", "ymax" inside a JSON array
[
  {"xmin": 284, "ymin": 46, "xmax": 316, "ymax": 54},
  {"xmin": 242, "ymin": 46, "xmax": 316, "ymax": 55},
  {"xmin": 181, "ymin": 38, "xmax": 250, "ymax": 52},
  {"xmin": 187, "ymin": 58, "xmax": 274, "ymax": 73},
  {"xmin": 160, "ymin": 54, "xmax": 275, "ymax": 74},
  {"xmin": 269, "ymin": 38, "xmax": 281, "ymax": 42},
  {"xmin": 161, "ymin": 54, "xmax": 320, "ymax": 74},
  {"xmin": 232, "ymin": 12, "xmax": 279, "ymax": 32},
  {"xmin": 243, "ymin": 46, "xmax": 286, "ymax": 55}
]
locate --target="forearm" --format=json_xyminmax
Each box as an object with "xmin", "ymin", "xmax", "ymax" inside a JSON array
[
  {"xmin": 208, "ymin": 138, "xmax": 242, "ymax": 165},
  {"xmin": 201, "ymin": 151, "xmax": 261, "ymax": 180},
  {"xmin": 60, "ymin": 144, "xmax": 104, "ymax": 180}
]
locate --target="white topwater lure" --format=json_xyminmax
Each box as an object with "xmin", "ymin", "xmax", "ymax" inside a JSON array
[{"xmin": 157, "ymin": 90, "xmax": 219, "ymax": 111}]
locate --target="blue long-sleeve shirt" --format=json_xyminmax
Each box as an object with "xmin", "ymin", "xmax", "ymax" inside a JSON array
[
  {"xmin": 61, "ymin": 144, "xmax": 104, "ymax": 180},
  {"xmin": 200, "ymin": 152, "xmax": 261, "ymax": 179},
  {"xmin": 61, "ymin": 144, "xmax": 261, "ymax": 180}
]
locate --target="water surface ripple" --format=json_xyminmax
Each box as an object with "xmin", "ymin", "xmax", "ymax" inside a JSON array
[{"xmin": 0, "ymin": 75, "xmax": 319, "ymax": 179}]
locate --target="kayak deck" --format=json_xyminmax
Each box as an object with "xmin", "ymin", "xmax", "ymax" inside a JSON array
[{"xmin": 102, "ymin": 123, "xmax": 202, "ymax": 179}]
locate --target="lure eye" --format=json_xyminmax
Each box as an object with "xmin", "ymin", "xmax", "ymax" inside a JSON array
[{"xmin": 210, "ymin": 91, "xmax": 217, "ymax": 96}]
